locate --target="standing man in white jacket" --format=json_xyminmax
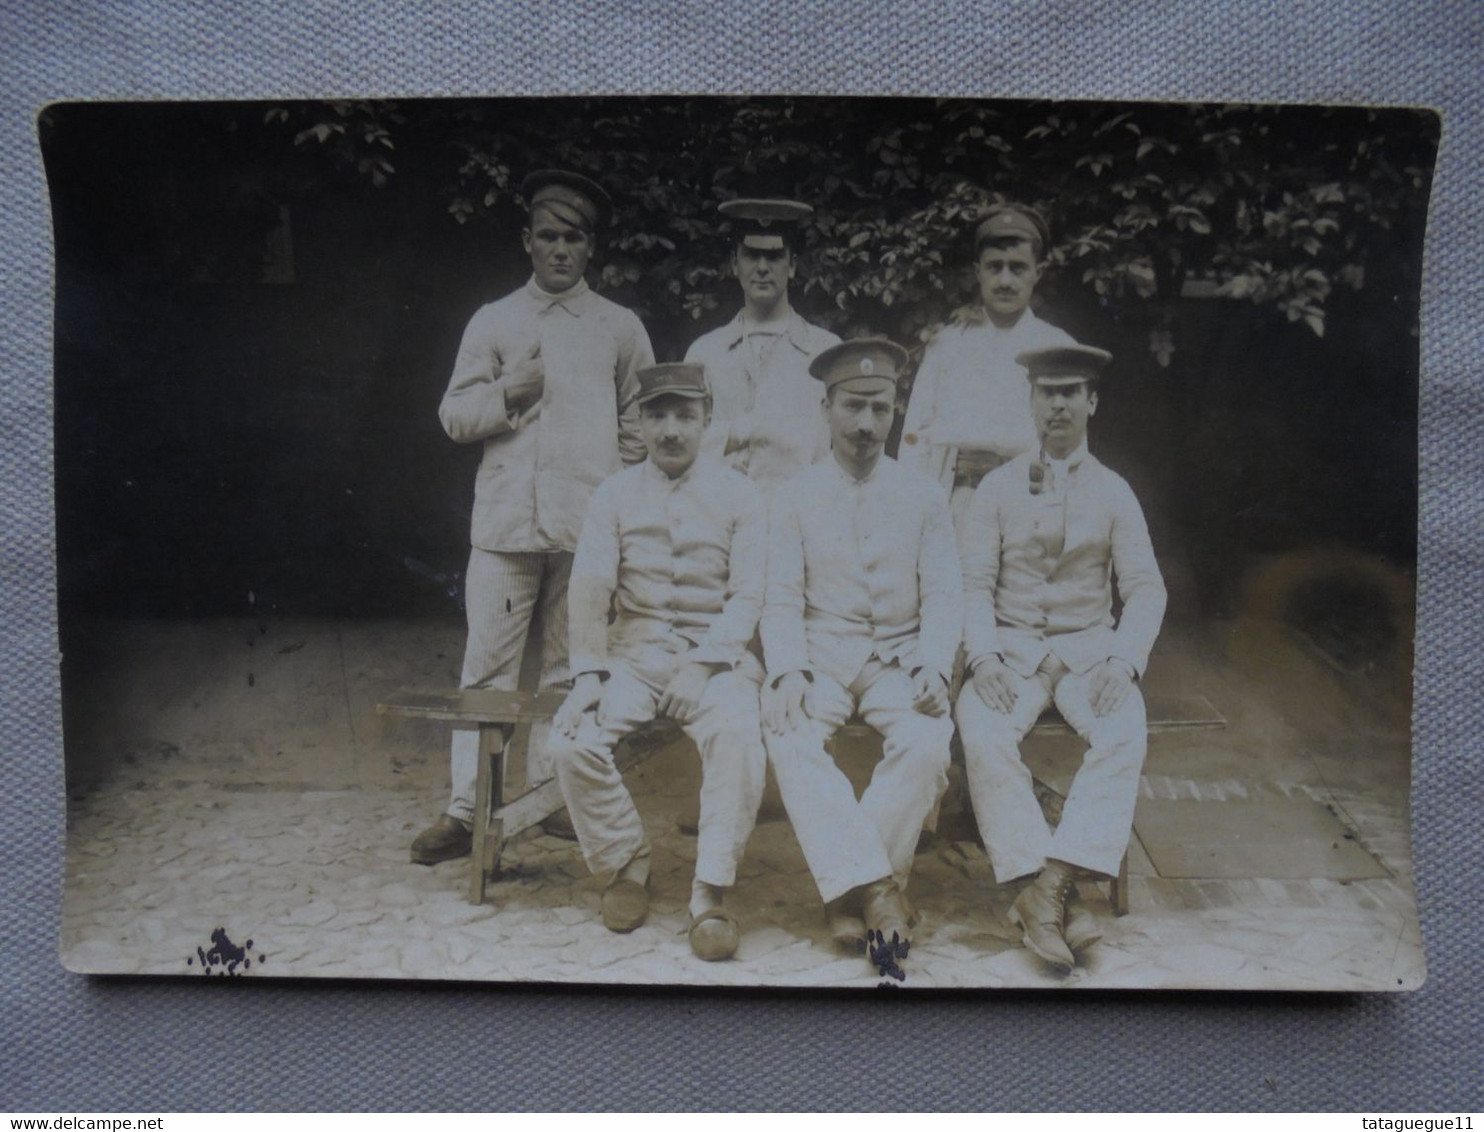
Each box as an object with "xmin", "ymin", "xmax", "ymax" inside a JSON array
[
  {"xmin": 899, "ymin": 202, "xmax": 1075, "ymax": 546},
  {"xmin": 684, "ymin": 198, "xmax": 840, "ymax": 494},
  {"xmin": 412, "ymin": 170, "xmax": 654, "ymax": 866}
]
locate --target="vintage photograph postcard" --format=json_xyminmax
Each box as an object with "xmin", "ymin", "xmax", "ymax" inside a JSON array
[{"xmin": 49, "ymin": 96, "xmax": 1434, "ymax": 989}]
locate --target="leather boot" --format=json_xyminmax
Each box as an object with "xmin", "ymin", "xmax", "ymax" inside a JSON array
[
  {"xmin": 538, "ymin": 808, "xmax": 580, "ymax": 842},
  {"xmin": 825, "ymin": 891, "xmax": 867, "ymax": 954},
  {"xmin": 1008, "ymin": 860, "xmax": 1076, "ymax": 973},
  {"xmin": 410, "ymin": 814, "xmax": 472, "ymax": 865},
  {"xmin": 1064, "ymin": 889, "xmax": 1103, "ymax": 953},
  {"xmin": 862, "ymin": 878, "xmax": 913, "ymax": 948}
]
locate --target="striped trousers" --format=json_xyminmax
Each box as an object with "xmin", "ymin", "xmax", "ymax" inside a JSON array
[{"xmin": 446, "ymin": 548, "xmax": 572, "ymax": 824}]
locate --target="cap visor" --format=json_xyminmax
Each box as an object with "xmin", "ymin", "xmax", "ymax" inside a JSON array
[
  {"xmin": 637, "ymin": 389, "xmax": 711, "ymax": 404},
  {"xmin": 830, "ymin": 376, "xmax": 897, "ymax": 395},
  {"xmin": 530, "ymin": 199, "xmax": 592, "ymax": 232}
]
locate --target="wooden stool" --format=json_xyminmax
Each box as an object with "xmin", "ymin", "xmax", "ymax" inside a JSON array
[{"xmin": 379, "ymin": 687, "xmax": 678, "ymax": 903}]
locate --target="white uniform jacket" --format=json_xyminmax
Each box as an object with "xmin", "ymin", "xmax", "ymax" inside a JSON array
[
  {"xmin": 961, "ymin": 449, "xmax": 1166, "ymax": 679},
  {"xmin": 439, "ymin": 277, "xmax": 653, "ymax": 553},
  {"xmin": 566, "ymin": 458, "xmax": 767, "ymax": 678},
  {"xmin": 684, "ymin": 309, "xmax": 839, "ymax": 487},
  {"xmin": 762, "ymin": 456, "xmax": 963, "ymax": 688},
  {"xmin": 899, "ymin": 306, "xmax": 1075, "ymax": 488}
]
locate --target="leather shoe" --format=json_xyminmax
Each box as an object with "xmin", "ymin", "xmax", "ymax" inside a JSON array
[
  {"xmin": 601, "ymin": 878, "xmax": 650, "ymax": 933},
  {"xmin": 538, "ymin": 808, "xmax": 580, "ymax": 841},
  {"xmin": 861, "ymin": 879, "xmax": 912, "ymax": 947},
  {"xmin": 1064, "ymin": 891, "xmax": 1103, "ymax": 953},
  {"xmin": 824, "ymin": 894, "xmax": 867, "ymax": 954},
  {"xmin": 410, "ymin": 814, "xmax": 472, "ymax": 865},
  {"xmin": 688, "ymin": 907, "xmax": 741, "ymax": 961},
  {"xmin": 1007, "ymin": 863, "xmax": 1076, "ymax": 973}
]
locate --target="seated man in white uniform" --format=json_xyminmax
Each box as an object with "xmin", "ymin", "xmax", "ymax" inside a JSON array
[
  {"xmin": 549, "ymin": 362, "xmax": 768, "ymax": 961},
  {"xmin": 761, "ymin": 338, "xmax": 963, "ymax": 963},
  {"xmin": 956, "ymin": 344, "xmax": 1166, "ymax": 974}
]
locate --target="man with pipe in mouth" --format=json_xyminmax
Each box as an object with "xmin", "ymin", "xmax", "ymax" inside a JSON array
[{"xmin": 956, "ymin": 344, "xmax": 1166, "ymax": 974}]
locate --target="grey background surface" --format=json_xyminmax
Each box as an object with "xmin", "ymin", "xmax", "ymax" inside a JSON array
[{"xmin": 3, "ymin": 0, "xmax": 1480, "ymax": 1112}]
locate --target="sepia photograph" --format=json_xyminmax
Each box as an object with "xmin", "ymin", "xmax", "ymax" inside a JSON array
[{"xmin": 47, "ymin": 95, "xmax": 1435, "ymax": 990}]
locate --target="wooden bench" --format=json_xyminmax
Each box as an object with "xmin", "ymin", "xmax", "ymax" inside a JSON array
[
  {"xmin": 379, "ymin": 687, "xmax": 1226, "ymax": 912},
  {"xmin": 379, "ymin": 686, "xmax": 679, "ymax": 903}
]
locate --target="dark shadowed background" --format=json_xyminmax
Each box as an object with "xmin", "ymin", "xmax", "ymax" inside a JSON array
[{"xmin": 45, "ymin": 98, "xmax": 1429, "ymax": 633}]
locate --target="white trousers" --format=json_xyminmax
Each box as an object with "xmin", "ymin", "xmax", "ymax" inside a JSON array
[
  {"xmin": 764, "ymin": 658, "xmax": 953, "ymax": 904},
  {"xmin": 447, "ymin": 549, "xmax": 572, "ymax": 824},
  {"xmin": 956, "ymin": 657, "xmax": 1147, "ymax": 883},
  {"xmin": 550, "ymin": 646, "xmax": 766, "ymax": 887}
]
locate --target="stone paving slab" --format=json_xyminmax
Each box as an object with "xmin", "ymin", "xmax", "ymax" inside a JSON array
[
  {"xmin": 58, "ymin": 613, "xmax": 1424, "ymax": 991},
  {"xmin": 61, "ymin": 763, "xmax": 1424, "ymax": 990},
  {"xmin": 1133, "ymin": 794, "xmax": 1390, "ymax": 880}
]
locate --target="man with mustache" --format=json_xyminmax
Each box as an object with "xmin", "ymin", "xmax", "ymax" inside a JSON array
[
  {"xmin": 761, "ymin": 339, "xmax": 962, "ymax": 963},
  {"xmin": 549, "ymin": 362, "xmax": 766, "ymax": 961},
  {"xmin": 956, "ymin": 344, "xmax": 1166, "ymax": 974},
  {"xmin": 411, "ymin": 170, "xmax": 654, "ymax": 867},
  {"xmin": 900, "ymin": 202, "xmax": 1075, "ymax": 544},
  {"xmin": 684, "ymin": 198, "xmax": 840, "ymax": 493}
]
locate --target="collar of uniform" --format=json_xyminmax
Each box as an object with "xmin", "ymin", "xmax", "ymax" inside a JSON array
[
  {"xmin": 950, "ymin": 303, "xmax": 1033, "ymax": 331},
  {"xmin": 723, "ymin": 307, "xmax": 813, "ymax": 353},
  {"xmin": 829, "ymin": 451, "xmax": 887, "ymax": 488},
  {"xmin": 526, "ymin": 275, "xmax": 591, "ymax": 314},
  {"xmin": 1045, "ymin": 441, "xmax": 1089, "ymax": 478},
  {"xmin": 643, "ymin": 453, "xmax": 701, "ymax": 490}
]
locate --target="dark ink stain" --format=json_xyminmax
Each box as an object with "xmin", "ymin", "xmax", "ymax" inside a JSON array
[
  {"xmin": 189, "ymin": 927, "xmax": 261, "ymax": 976},
  {"xmin": 505, "ymin": 599, "xmax": 512, "ymax": 612},
  {"xmin": 867, "ymin": 929, "xmax": 909, "ymax": 983},
  {"xmin": 277, "ymin": 641, "xmax": 305, "ymax": 654}
]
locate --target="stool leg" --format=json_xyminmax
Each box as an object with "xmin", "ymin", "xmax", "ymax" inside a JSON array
[
  {"xmin": 1112, "ymin": 848, "xmax": 1130, "ymax": 916},
  {"xmin": 468, "ymin": 724, "xmax": 506, "ymax": 905}
]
